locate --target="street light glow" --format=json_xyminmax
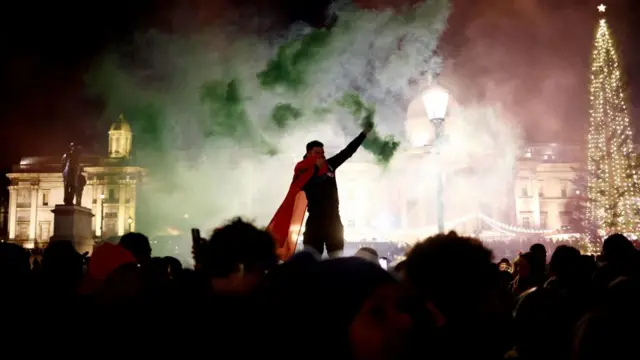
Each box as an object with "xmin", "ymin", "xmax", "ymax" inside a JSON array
[
  {"xmin": 421, "ymin": 86, "xmax": 450, "ymax": 234},
  {"xmin": 421, "ymin": 87, "xmax": 450, "ymax": 121}
]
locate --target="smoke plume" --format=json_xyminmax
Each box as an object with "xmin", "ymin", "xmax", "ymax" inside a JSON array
[{"xmin": 85, "ymin": 0, "xmax": 450, "ymax": 256}]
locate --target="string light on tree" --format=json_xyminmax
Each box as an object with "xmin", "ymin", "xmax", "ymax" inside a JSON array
[{"xmin": 586, "ymin": 4, "xmax": 640, "ymax": 238}]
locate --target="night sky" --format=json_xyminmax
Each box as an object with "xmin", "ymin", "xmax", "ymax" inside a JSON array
[{"xmin": 1, "ymin": 0, "xmax": 639, "ymax": 182}]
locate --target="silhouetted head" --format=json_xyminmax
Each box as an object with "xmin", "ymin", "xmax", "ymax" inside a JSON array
[
  {"xmin": 602, "ymin": 233, "xmax": 636, "ymax": 265},
  {"xmin": 119, "ymin": 232, "xmax": 152, "ymax": 266},
  {"xmin": 514, "ymin": 251, "xmax": 536, "ymax": 278},
  {"xmin": 0, "ymin": 243, "xmax": 31, "ymax": 278},
  {"xmin": 549, "ymin": 245, "xmax": 581, "ymax": 279},
  {"xmin": 202, "ymin": 218, "xmax": 278, "ymax": 294},
  {"xmin": 354, "ymin": 247, "xmax": 379, "ymax": 264},
  {"xmin": 529, "ymin": 243, "xmax": 547, "ymax": 262},
  {"xmin": 404, "ymin": 231, "xmax": 496, "ymax": 322},
  {"xmin": 305, "ymin": 140, "xmax": 325, "ymax": 160},
  {"xmin": 272, "ymin": 257, "xmax": 407, "ymax": 360},
  {"xmin": 42, "ymin": 240, "xmax": 84, "ymax": 278},
  {"xmin": 164, "ymin": 256, "xmax": 183, "ymax": 277}
]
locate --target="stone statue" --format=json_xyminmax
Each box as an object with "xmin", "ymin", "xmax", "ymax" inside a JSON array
[
  {"xmin": 75, "ymin": 173, "xmax": 86, "ymax": 206},
  {"xmin": 61, "ymin": 143, "xmax": 82, "ymax": 206}
]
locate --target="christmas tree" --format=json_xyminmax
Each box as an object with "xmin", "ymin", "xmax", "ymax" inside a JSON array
[{"xmin": 586, "ymin": 4, "xmax": 640, "ymax": 237}]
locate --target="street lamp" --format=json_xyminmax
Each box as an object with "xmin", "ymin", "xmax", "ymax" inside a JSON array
[
  {"xmin": 127, "ymin": 216, "xmax": 133, "ymax": 233},
  {"xmin": 99, "ymin": 193, "xmax": 105, "ymax": 239},
  {"xmin": 421, "ymin": 87, "xmax": 450, "ymax": 233}
]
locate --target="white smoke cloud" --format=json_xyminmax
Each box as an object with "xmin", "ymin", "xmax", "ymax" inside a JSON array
[{"xmin": 85, "ymin": 0, "xmax": 524, "ymax": 257}]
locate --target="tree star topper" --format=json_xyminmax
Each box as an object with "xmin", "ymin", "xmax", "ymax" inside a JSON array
[{"xmin": 598, "ymin": 4, "xmax": 606, "ymax": 13}]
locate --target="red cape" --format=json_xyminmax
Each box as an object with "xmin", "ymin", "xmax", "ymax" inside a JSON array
[{"xmin": 267, "ymin": 156, "xmax": 327, "ymax": 261}]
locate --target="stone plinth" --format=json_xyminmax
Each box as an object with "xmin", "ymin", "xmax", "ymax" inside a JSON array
[{"xmin": 50, "ymin": 205, "xmax": 95, "ymax": 255}]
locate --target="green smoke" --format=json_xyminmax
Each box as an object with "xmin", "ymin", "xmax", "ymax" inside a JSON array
[
  {"xmin": 271, "ymin": 103, "xmax": 303, "ymax": 128},
  {"xmin": 200, "ymin": 79, "xmax": 252, "ymax": 139},
  {"xmin": 259, "ymin": 29, "xmax": 333, "ymax": 92},
  {"xmin": 337, "ymin": 92, "xmax": 400, "ymax": 164},
  {"xmin": 84, "ymin": 0, "xmax": 450, "ymax": 234},
  {"xmin": 257, "ymin": 26, "xmax": 402, "ymax": 164}
]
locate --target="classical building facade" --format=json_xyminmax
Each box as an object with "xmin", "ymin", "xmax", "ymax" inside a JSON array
[
  {"xmin": 514, "ymin": 143, "xmax": 584, "ymax": 231},
  {"xmin": 329, "ymin": 141, "xmax": 585, "ymax": 243},
  {"xmin": 5, "ymin": 115, "xmax": 145, "ymax": 248}
]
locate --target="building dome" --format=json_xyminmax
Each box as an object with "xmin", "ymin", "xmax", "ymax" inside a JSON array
[
  {"xmin": 109, "ymin": 114, "xmax": 132, "ymax": 133},
  {"xmin": 108, "ymin": 114, "xmax": 133, "ymax": 159}
]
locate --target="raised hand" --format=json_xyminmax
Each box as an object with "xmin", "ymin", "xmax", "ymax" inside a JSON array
[{"xmin": 362, "ymin": 107, "xmax": 375, "ymax": 135}]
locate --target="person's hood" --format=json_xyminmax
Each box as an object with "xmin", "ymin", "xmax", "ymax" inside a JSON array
[{"xmin": 87, "ymin": 243, "xmax": 137, "ymax": 281}]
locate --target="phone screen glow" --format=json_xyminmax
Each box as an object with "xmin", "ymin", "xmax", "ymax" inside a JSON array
[{"xmin": 379, "ymin": 258, "xmax": 388, "ymax": 269}]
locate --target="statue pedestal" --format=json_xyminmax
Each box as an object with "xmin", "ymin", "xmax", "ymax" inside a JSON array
[{"xmin": 50, "ymin": 205, "xmax": 95, "ymax": 255}]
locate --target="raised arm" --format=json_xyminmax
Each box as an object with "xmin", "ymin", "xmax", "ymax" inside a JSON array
[{"xmin": 328, "ymin": 132, "xmax": 367, "ymax": 170}]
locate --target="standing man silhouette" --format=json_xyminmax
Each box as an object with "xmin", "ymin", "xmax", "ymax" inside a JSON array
[{"xmin": 268, "ymin": 124, "xmax": 372, "ymax": 259}]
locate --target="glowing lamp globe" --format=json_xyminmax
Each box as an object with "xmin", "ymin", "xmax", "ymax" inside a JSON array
[
  {"xmin": 421, "ymin": 88, "xmax": 450, "ymax": 121},
  {"xmin": 405, "ymin": 97, "xmax": 433, "ymax": 148}
]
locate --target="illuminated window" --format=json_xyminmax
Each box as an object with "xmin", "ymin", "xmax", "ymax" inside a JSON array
[
  {"xmin": 17, "ymin": 189, "xmax": 30, "ymax": 208},
  {"xmin": 521, "ymin": 216, "xmax": 531, "ymax": 228},
  {"xmin": 16, "ymin": 222, "xmax": 29, "ymax": 239}
]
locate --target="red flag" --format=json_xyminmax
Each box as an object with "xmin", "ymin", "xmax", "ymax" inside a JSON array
[{"xmin": 267, "ymin": 156, "xmax": 327, "ymax": 261}]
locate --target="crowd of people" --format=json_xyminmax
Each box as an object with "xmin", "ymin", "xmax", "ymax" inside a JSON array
[
  {"xmin": 1, "ymin": 217, "xmax": 639, "ymax": 359},
  {"xmin": 486, "ymin": 237, "xmax": 607, "ymax": 260}
]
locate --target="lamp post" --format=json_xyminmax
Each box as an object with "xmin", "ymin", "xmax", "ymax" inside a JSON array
[
  {"xmin": 127, "ymin": 216, "xmax": 133, "ymax": 233},
  {"xmin": 421, "ymin": 87, "xmax": 450, "ymax": 234},
  {"xmin": 99, "ymin": 193, "xmax": 105, "ymax": 240}
]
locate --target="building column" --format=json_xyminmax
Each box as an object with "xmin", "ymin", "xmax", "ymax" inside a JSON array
[
  {"xmin": 130, "ymin": 182, "xmax": 137, "ymax": 233},
  {"xmin": 117, "ymin": 182, "xmax": 126, "ymax": 235},
  {"xmin": 29, "ymin": 184, "xmax": 38, "ymax": 239},
  {"xmin": 95, "ymin": 184, "xmax": 104, "ymax": 237},
  {"xmin": 532, "ymin": 179, "xmax": 541, "ymax": 228},
  {"xmin": 8, "ymin": 186, "xmax": 17, "ymax": 239}
]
